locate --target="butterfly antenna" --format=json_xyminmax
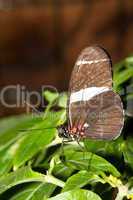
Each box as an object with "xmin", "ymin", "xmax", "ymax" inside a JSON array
[
  {"xmin": 20, "ymin": 126, "xmax": 57, "ymax": 132},
  {"xmin": 24, "ymin": 100, "xmax": 41, "ymax": 115}
]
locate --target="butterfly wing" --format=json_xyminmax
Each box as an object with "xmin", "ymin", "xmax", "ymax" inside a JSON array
[
  {"xmin": 69, "ymin": 46, "xmax": 112, "ymax": 92},
  {"xmin": 68, "ymin": 46, "xmax": 124, "ymax": 140},
  {"xmin": 69, "ymin": 90, "xmax": 124, "ymax": 140}
]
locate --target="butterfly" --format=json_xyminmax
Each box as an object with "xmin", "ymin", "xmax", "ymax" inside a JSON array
[{"xmin": 58, "ymin": 46, "xmax": 124, "ymax": 141}]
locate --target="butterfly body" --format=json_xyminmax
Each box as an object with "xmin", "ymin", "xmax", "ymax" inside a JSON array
[{"xmin": 58, "ymin": 125, "xmax": 86, "ymax": 140}]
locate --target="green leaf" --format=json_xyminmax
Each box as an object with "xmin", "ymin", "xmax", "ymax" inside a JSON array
[
  {"xmin": 43, "ymin": 110, "xmax": 66, "ymax": 126},
  {"xmin": 63, "ymin": 171, "xmax": 104, "ymax": 192},
  {"xmin": 125, "ymin": 56, "xmax": 133, "ymax": 64},
  {"xmin": 53, "ymin": 163, "xmax": 74, "ymax": 179},
  {"xmin": 64, "ymin": 151, "xmax": 120, "ymax": 177},
  {"xmin": 113, "ymin": 56, "xmax": 133, "ymax": 74},
  {"xmin": 13, "ymin": 110, "xmax": 66, "ymax": 169},
  {"xmin": 48, "ymin": 189, "xmax": 102, "ymax": 200},
  {"xmin": 84, "ymin": 137, "xmax": 123, "ymax": 159},
  {"xmin": 113, "ymin": 67, "xmax": 133, "ymax": 90},
  {"xmin": 43, "ymin": 91, "xmax": 59, "ymax": 103},
  {"xmin": 10, "ymin": 183, "xmax": 56, "ymax": 200},
  {"xmin": 0, "ymin": 115, "xmax": 42, "ymax": 148},
  {"xmin": 123, "ymin": 137, "xmax": 133, "ymax": 169},
  {"xmin": 0, "ymin": 144, "xmax": 13, "ymax": 176},
  {"xmin": 57, "ymin": 93, "xmax": 68, "ymax": 108},
  {"xmin": 113, "ymin": 60, "xmax": 125, "ymax": 74},
  {"xmin": 13, "ymin": 126, "xmax": 56, "ymax": 169},
  {"xmin": 0, "ymin": 166, "xmax": 45, "ymax": 195}
]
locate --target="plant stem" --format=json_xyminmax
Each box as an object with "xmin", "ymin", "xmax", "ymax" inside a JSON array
[{"xmin": 44, "ymin": 174, "xmax": 65, "ymax": 188}]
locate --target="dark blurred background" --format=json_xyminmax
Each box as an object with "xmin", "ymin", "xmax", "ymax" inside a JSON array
[{"xmin": 0, "ymin": 0, "xmax": 133, "ymax": 117}]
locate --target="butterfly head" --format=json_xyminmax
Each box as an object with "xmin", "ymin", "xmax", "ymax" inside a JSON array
[{"xmin": 58, "ymin": 125, "xmax": 70, "ymax": 139}]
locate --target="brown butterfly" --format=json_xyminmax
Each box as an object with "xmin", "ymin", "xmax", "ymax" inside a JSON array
[{"xmin": 58, "ymin": 46, "xmax": 124, "ymax": 141}]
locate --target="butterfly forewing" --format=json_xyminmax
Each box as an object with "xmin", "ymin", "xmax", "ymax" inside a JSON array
[
  {"xmin": 69, "ymin": 46, "xmax": 112, "ymax": 92},
  {"xmin": 68, "ymin": 46, "xmax": 124, "ymax": 140}
]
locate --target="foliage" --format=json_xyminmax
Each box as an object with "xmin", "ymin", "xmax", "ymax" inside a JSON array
[{"xmin": 0, "ymin": 56, "xmax": 133, "ymax": 200}]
